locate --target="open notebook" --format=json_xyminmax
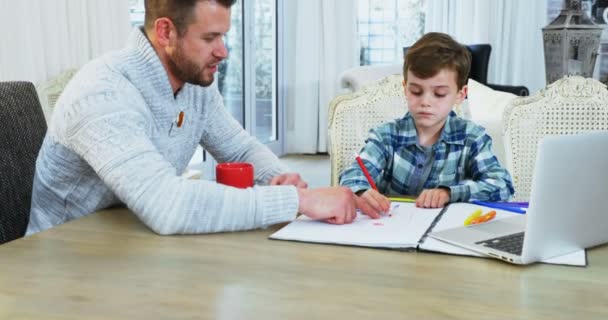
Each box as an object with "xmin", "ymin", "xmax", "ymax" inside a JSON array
[{"xmin": 270, "ymin": 202, "xmax": 586, "ymax": 267}]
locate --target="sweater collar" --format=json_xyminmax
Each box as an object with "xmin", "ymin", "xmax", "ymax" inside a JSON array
[{"xmin": 125, "ymin": 28, "xmax": 179, "ymax": 108}]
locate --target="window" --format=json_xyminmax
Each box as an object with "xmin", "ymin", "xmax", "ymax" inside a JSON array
[
  {"xmin": 358, "ymin": 0, "xmax": 426, "ymax": 66},
  {"xmin": 252, "ymin": 0, "xmax": 277, "ymax": 144},
  {"xmin": 218, "ymin": 1, "xmax": 244, "ymax": 125},
  {"xmin": 129, "ymin": 0, "xmax": 145, "ymax": 27},
  {"xmin": 218, "ymin": 0, "xmax": 278, "ymax": 145}
]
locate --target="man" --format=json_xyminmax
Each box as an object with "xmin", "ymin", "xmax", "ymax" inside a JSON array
[{"xmin": 27, "ymin": 0, "xmax": 356, "ymax": 235}]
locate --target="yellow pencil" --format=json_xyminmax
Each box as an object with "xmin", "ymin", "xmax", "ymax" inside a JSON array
[
  {"xmin": 387, "ymin": 196, "xmax": 416, "ymax": 203},
  {"xmin": 464, "ymin": 209, "xmax": 483, "ymax": 226}
]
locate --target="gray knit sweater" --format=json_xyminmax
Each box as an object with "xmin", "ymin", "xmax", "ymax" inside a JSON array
[{"xmin": 26, "ymin": 28, "xmax": 299, "ymax": 235}]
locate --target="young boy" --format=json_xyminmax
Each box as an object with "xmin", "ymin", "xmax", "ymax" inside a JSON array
[{"xmin": 339, "ymin": 32, "xmax": 514, "ymax": 218}]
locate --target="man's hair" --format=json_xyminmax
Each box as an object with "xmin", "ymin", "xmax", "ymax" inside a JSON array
[
  {"xmin": 403, "ymin": 32, "xmax": 471, "ymax": 89},
  {"xmin": 144, "ymin": 0, "xmax": 237, "ymax": 36}
]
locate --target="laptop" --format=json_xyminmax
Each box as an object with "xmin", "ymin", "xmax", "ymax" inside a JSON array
[{"xmin": 430, "ymin": 131, "xmax": 608, "ymax": 264}]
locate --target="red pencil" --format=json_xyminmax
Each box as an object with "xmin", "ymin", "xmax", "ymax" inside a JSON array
[{"xmin": 355, "ymin": 156, "xmax": 378, "ymax": 191}]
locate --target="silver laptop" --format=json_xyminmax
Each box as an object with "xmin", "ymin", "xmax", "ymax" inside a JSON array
[{"xmin": 431, "ymin": 131, "xmax": 608, "ymax": 264}]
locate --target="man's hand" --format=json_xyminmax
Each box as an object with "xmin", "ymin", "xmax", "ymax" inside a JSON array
[
  {"xmin": 297, "ymin": 187, "xmax": 357, "ymax": 224},
  {"xmin": 270, "ymin": 173, "xmax": 308, "ymax": 188},
  {"xmin": 355, "ymin": 189, "xmax": 391, "ymax": 219},
  {"xmin": 416, "ymin": 188, "xmax": 450, "ymax": 208}
]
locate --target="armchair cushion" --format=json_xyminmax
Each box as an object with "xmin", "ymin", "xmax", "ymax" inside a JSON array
[
  {"xmin": 468, "ymin": 79, "xmax": 517, "ymax": 120},
  {"xmin": 467, "ymin": 79, "xmax": 519, "ymax": 169}
]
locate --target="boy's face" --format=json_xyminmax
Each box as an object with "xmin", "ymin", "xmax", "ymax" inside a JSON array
[{"xmin": 404, "ymin": 69, "xmax": 467, "ymax": 134}]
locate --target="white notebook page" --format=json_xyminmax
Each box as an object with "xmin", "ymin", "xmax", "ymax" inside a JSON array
[{"xmin": 270, "ymin": 203, "xmax": 442, "ymax": 249}]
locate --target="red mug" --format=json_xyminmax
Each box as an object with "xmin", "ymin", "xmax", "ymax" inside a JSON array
[{"xmin": 216, "ymin": 162, "xmax": 254, "ymax": 188}]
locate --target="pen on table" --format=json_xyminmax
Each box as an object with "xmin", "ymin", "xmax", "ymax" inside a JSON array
[
  {"xmin": 504, "ymin": 201, "xmax": 528, "ymax": 205},
  {"xmin": 490, "ymin": 201, "xmax": 529, "ymax": 208},
  {"xmin": 470, "ymin": 200, "xmax": 527, "ymax": 214},
  {"xmin": 355, "ymin": 155, "xmax": 378, "ymax": 191},
  {"xmin": 387, "ymin": 196, "xmax": 416, "ymax": 203}
]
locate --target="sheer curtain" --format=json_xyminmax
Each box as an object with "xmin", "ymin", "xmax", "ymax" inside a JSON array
[
  {"xmin": 0, "ymin": 0, "xmax": 131, "ymax": 85},
  {"xmin": 283, "ymin": 0, "xmax": 359, "ymax": 154},
  {"xmin": 425, "ymin": 0, "xmax": 547, "ymax": 94}
]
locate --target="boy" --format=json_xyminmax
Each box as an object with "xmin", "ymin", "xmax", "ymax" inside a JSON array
[{"xmin": 339, "ymin": 32, "xmax": 514, "ymax": 218}]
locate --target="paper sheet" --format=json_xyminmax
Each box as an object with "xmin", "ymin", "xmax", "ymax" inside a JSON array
[
  {"xmin": 270, "ymin": 203, "xmax": 442, "ymax": 249},
  {"xmin": 423, "ymin": 202, "xmax": 587, "ymax": 266}
]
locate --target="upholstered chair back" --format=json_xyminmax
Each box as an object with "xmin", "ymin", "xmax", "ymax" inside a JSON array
[
  {"xmin": 0, "ymin": 82, "xmax": 47, "ymax": 244},
  {"xmin": 328, "ymin": 75, "xmax": 407, "ymax": 186}
]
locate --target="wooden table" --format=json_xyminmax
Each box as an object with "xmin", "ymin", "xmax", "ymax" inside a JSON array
[{"xmin": 1, "ymin": 209, "xmax": 607, "ymax": 319}]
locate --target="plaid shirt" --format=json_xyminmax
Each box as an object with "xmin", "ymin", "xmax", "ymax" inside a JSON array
[{"xmin": 339, "ymin": 112, "xmax": 514, "ymax": 202}]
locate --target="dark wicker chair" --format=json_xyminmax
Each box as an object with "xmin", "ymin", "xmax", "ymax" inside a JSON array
[{"xmin": 0, "ymin": 82, "xmax": 47, "ymax": 244}]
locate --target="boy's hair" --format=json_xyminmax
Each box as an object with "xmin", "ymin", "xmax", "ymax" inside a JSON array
[
  {"xmin": 144, "ymin": 0, "xmax": 237, "ymax": 36},
  {"xmin": 403, "ymin": 32, "xmax": 471, "ymax": 89}
]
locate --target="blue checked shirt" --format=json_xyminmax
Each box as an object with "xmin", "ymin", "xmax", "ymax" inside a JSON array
[{"xmin": 339, "ymin": 112, "xmax": 514, "ymax": 202}]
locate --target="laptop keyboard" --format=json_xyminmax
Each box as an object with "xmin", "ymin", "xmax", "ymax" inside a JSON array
[{"xmin": 475, "ymin": 232, "xmax": 525, "ymax": 255}]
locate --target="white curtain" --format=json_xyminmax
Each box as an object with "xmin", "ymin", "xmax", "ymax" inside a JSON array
[
  {"xmin": 0, "ymin": 0, "xmax": 131, "ymax": 85},
  {"xmin": 425, "ymin": 0, "xmax": 548, "ymax": 94},
  {"xmin": 284, "ymin": 0, "xmax": 359, "ymax": 154}
]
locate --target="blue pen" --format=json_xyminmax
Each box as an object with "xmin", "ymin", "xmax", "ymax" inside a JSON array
[
  {"xmin": 479, "ymin": 201, "xmax": 528, "ymax": 208},
  {"xmin": 470, "ymin": 200, "xmax": 527, "ymax": 214},
  {"xmin": 490, "ymin": 201, "xmax": 529, "ymax": 208},
  {"xmin": 508, "ymin": 201, "xmax": 529, "ymax": 206}
]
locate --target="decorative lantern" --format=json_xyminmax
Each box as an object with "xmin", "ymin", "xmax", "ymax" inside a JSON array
[{"xmin": 543, "ymin": 0, "xmax": 604, "ymax": 84}]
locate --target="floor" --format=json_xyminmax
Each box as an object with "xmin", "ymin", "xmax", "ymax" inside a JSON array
[{"xmin": 279, "ymin": 154, "xmax": 330, "ymax": 189}]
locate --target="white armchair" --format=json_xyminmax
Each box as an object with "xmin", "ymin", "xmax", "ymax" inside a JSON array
[
  {"xmin": 503, "ymin": 76, "xmax": 608, "ymax": 201},
  {"xmin": 328, "ymin": 74, "xmax": 407, "ymax": 186},
  {"xmin": 36, "ymin": 68, "xmax": 79, "ymax": 122}
]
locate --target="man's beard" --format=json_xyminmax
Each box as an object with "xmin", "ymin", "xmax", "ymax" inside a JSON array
[{"xmin": 167, "ymin": 45, "xmax": 214, "ymax": 87}]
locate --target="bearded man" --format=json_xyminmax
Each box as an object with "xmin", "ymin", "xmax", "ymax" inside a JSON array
[{"xmin": 27, "ymin": 0, "xmax": 356, "ymax": 236}]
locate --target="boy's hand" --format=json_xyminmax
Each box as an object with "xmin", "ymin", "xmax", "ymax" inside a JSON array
[
  {"xmin": 416, "ymin": 188, "xmax": 450, "ymax": 208},
  {"xmin": 355, "ymin": 189, "xmax": 391, "ymax": 219}
]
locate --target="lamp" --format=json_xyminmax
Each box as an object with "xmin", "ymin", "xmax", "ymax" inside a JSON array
[{"xmin": 543, "ymin": 0, "xmax": 604, "ymax": 84}]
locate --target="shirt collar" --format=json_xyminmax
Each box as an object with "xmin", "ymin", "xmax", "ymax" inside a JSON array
[
  {"xmin": 400, "ymin": 111, "xmax": 465, "ymax": 147},
  {"xmin": 440, "ymin": 111, "xmax": 466, "ymax": 145}
]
